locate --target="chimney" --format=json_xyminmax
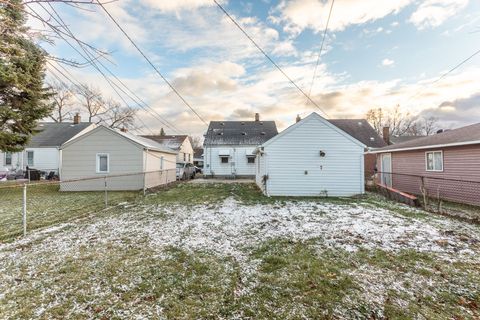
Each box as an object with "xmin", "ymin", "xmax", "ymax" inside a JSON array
[
  {"xmin": 120, "ymin": 127, "xmax": 128, "ymax": 133},
  {"xmin": 73, "ymin": 113, "xmax": 81, "ymax": 124},
  {"xmin": 255, "ymin": 113, "xmax": 260, "ymax": 122},
  {"xmin": 296, "ymin": 114, "xmax": 301, "ymax": 123},
  {"xmin": 382, "ymin": 127, "xmax": 390, "ymax": 145}
]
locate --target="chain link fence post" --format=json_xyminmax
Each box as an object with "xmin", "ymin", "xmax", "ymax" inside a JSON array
[
  {"xmin": 22, "ymin": 183, "xmax": 27, "ymax": 237},
  {"xmin": 143, "ymin": 172, "xmax": 147, "ymax": 196},
  {"xmin": 104, "ymin": 176, "xmax": 108, "ymax": 208}
]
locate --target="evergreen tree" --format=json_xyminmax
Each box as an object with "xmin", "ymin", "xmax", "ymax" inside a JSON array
[
  {"xmin": 0, "ymin": 0, "xmax": 52, "ymax": 152},
  {"xmin": 159, "ymin": 127, "xmax": 166, "ymax": 136}
]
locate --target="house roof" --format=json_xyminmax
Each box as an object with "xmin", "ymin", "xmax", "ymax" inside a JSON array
[
  {"xmin": 390, "ymin": 135, "xmax": 425, "ymax": 145},
  {"xmin": 371, "ymin": 123, "xmax": 480, "ymax": 153},
  {"xmin": 61, "ymin": 125, "xmax": 177, "ymax": 154},
  {"xmin": 204, "ymin": 121, "xmax": 278, "ymax": 145},
  {"xmin": 260, "ymin": 113, "xmax": 367, "ymax": 149},
  {"xmin": 28, "ymin": 122, "xmax": 93, "ymax": 147},
  {"xmin": 328, "ymin": 119, "xmax": 387, "ymax": 148},
  {"xmin": 141, "ymin": 135, "xmax": 189, "ymax": 150}
]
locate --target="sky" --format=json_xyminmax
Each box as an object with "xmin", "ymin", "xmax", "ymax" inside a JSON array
[{"xmin": 28, "ymin": 0, "xmax": 480, "ymax": 136}]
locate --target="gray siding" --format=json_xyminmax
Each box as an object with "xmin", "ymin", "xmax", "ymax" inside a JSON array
[
  {"xmin": 61, "ymin": 127, "xmax": 144, "ymax": 191},
  {"xmin": 204, "ymin": 145, "xmax": 257, "ymax": 177},
  {"xmin": 261, "ymin": 115, "xmax": 365, "ymax": 197}
]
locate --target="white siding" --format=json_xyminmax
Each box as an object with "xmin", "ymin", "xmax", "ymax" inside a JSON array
[
  {"xmin": 61, "ymin": 127, "xmax": 144, "ymax": 191},
  {"xmin": 0, "ymin": 148, "xmax": 59, "ymax": 173},
  {"xmin": 0, "ymin": 152, "xmax": 22, "ymax": 171},
  {"xmin": 255, "ymin": 152, "xmax": 267, "ymax": 192},
  {"xmin": 177, "ymin": 138, "xmax": 194, "ymax": 164},
  {"xmin": 144, "ymin": 150, "xmax": 176, "ymax": 188},
  {"xmin": 204, "ymin": 145, "xmax": 257, "ymax": 177},
  {"xmin": 261, "ymin": 115, "xmax": 365, "ymax": 197}
]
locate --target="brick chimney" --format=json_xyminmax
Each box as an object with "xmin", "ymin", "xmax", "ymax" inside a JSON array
[
  {"xmin": 73, "ymin": 113, "xmax": 81, "ymax": 124},
  {"xmin": 255, "ymin": 113, "xmax": 260, "ymax": 122},
  {"xmin": 382, "ymin": 127, "xmax": 390, "ymax": 145},
  {"xmin": 296, "ymin": 114, "xmax": 301, "ymax": 123}
]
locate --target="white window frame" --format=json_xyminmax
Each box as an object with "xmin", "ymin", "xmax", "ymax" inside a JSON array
[
  {"xmin": 96, "ymin": 153, "xmax": 110, "ymax": 174},
  {"xmin": 425, "ymin": 150, "xmax": 443, "ymax": 172},
  {"xmin": 26, "ymin": 150, "xmax": 34, "ymax": 166},
  {"xmin": 220, "ymin": 156, "xmax": 229, "ymax": 164},
  {"xmin": 247, "ymin": 155, "xmax": 255, "ymax": 164},
  {"xmin": 4, "ymin": 152, "xmax": 12, "ymax": 166}
]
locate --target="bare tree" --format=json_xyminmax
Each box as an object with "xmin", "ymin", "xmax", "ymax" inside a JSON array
[
  {"xmin": 75, "ymin": 84, "xmax": 105, "ymax": 123},
  {"xmin": 189, "ymin": 135, "xmax": 204, "ymax": 149},
  {"xmin": 48, "ymin": 81, "xmax": 75, "ymax": 122},
  {"xmin": 367, "ymin": 105, "xmax": 416, "ymax": 136},
  {"xmin": 99, "ymin": 99, "xmax": 137, "ymax": 130}
]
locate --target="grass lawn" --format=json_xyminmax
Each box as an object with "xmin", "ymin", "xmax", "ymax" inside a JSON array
[
  {"xmin": 0, "ymin": 183, "xmax": 139, "ymax": 241},
  {"xmin": 1, "ymin": 183, "xmax": 479, "ymax": 319}
]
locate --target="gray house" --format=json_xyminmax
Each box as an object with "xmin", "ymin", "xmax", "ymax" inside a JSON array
[{"xmin": 60, "ymin": 125, "xmax": 177, "ymax": 191}]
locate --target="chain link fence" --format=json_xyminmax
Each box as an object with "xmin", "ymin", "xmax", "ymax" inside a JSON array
[
  {"xmin": 0, "ymin": 169, "xmax": 177, "ymax": 241},
  {"xmin": 374, "ymin": 171, "xmax": 480, "ymax": 212}
]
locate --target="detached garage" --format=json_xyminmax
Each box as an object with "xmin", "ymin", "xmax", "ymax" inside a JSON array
[
  {"xmin": 60, "ymin": 125, "xmax": 177, "ymax": 191},
  {"xmin": 255, "ymin": 112, "xmax": 366, "ymax": 197}
]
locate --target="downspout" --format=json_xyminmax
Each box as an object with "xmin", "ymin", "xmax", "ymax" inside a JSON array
[{"xmin": 144, "ymin": 149, "xmax": 148, "ymax": 194}]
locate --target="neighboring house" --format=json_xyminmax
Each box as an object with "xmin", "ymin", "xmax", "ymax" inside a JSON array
[
  {"xmin": 193, "ymin": 148, "xmax": 204, "ymax": 167},
  {"xmin": 0, "ymin": 119, "xmax": 94, "ymax": 176},
  {"xmin": 255, "ymin": 112, "xmax": 366, "ymax": 197},
  {"xmin": 371, "ymin": 123, "xmax": 480, "ymax": 206},
  {"xmin": 390, "ymin": 135, "xmax": 425, "ymax": 145},
  {"xmin": 142, "ymin": 135, "xmax": 193, "ymax": 164},
  {"xmin": 327, "ymin": 119, "xmax": 386, "ymax": 179},
  {"xmin": 203, "ymin": 113, "xmax": 278, "ymax": 178},
  {"xmin": 60, "ymin": 125, "xmax": 177, "ymax": 191}
]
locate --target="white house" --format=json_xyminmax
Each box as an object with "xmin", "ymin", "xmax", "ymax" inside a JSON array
[
  {"xmin": 60, "ymin": 125, "xmax": 177, "ymax": 191},
  {"xmin": 255, "ymin": 112, "xmax": 366, "ymax": 197},
  {"xmin": 141, "ymin": 135, "xmax": 194, "ymax": 164},
  {"xmin": 0, "ymin": 119, "xmax": 95, "ymax": 177},
  {"xmin": 203, "ymin": 113, "xmax": 278, "ymax": 178}
]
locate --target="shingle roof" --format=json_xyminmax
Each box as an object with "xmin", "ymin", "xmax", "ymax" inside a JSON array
[
  {"xmin": 117, "ymin": 130, "xmax": 177, "ymax": 154},
  {"xmin": 390, "ymin": 135, "xmax": 425, "ymax": 145},
  {"xmin": 28, "ymin": 122, "xmax": 92, "ymax": 147},
  {"xmin": 328, "ymin": 119, "xmax": 387, "ymax": 148},
  {"xmin": 141, "ymin": 135, "xmax": 188, "ymax": 150},
  {"xmin": 373, "ymin": 123, "xmax": 480, "ymax": 153},
  {"xmin": 204, "ymin": 121, "xmax": 278, "ymax": 146}
]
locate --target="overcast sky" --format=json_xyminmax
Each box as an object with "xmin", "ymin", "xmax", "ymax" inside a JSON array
[{"xmin": 30, "ymin": 0, "xmax": 480, "ymax": 135}]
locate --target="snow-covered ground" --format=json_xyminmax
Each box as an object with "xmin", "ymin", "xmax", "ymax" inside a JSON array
[{"xmin": 1, "ymin": 194, "xmax": 479, "ymax": 318}]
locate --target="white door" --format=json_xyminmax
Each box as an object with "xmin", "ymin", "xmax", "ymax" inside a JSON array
[{"xmin": 381, "ymin": 153, "xmax": 392, "ymax": 187}]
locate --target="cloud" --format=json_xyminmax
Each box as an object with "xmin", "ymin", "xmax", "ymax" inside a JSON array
[
  {"xmin": 382, "ymin": 58, "xmax": 395, "ymax": 67},
  {"xmin": 409, "ymin": 0, "xmax": 469, "ymax": 29},
  {"xmin": 138, "ymin": 0, "xmax": 220, "ymax": 13},
  {"xmin": 270, "ymin": 0, "xmax": 413, "ymax": 34}
]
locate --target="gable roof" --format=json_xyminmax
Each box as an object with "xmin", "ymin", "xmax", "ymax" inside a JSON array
[
  {"xmin": 204, "ymin": 120, "xmax": 278, "ymax": 146},
  {"xmin": 28, "ymin": 122, "xmax": 93, "ymax": 147},
  {"xmin": 261, "ymin": 113, "xmax": 366, "ymax": 149},
  {"xmin": 61, "ymin": 125, "xmax": 177, "ymax": 154},
  {"xmin": 141, "ymin": 135, "xmax": 188, "ymax": 150},
  {"xmin": 371, "ymin": 123, "xmax": 480, "ymax": 153},
  {"xmin": 328, "ymin": 119, "xmax": 387, "ymax": 148}
]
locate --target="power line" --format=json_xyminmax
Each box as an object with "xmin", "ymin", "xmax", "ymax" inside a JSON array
[
  {"xmin": 307, "ymin": 0, "xmax": 335, "ymax": 101},
  {"xmin": 212, "ymin": 0, "xmax": 329, "ymax": 118},
  {"xmin": 95, "ymin": 0, "xmax": 209, "ymax": 127},
  {"xmin": 43, "ymin": 2, "xmax": 183, "ymax": 135}
]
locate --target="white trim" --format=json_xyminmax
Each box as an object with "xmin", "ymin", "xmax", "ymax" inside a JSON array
[
  {"xmin": 425, "ymin": 150, "xmax": 443, "ymax": 172},
  {"xmin": 96, "ymin": 153, "xmax": 110, "ymax": 174},
  {"xmin": 261, "ymin": 112, "xmax": 367, "ymax": 149},
  {"xmin": 380, "ymin": 153, "xmax": 392, "ymax": 187},
  {"xmin": 369, "ymin": 140, "xmax": 480, "ymax": 154}
]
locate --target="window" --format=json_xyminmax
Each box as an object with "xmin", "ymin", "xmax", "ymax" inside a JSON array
[
  {"xmin": 426, "ymin": 151, "xmax": 443, "ymax": 171},
  {"xmin": 4, "ymin": 153, "xmax": 12, "ymax": 166},
  {"xmin": 247, "ymin": 156, "xmax": 255, "ymax": 164},
  {"xmin": 183, "ymin": 153, "xmax": 186, "ymax": 162},
  {"xmin": 26, "ymin": 151, "xmax": 34, "ymax": 166},
  {"xmin": 96, "ymin": 154, "xmax": 109, "ymax": 173},
  {"xmin": 188, "ymin": 154, "xmax": 191, "ymax": 162},
  {"xmin": 220, "ymin": 156, "xmax": 229, "ymax": 164}
]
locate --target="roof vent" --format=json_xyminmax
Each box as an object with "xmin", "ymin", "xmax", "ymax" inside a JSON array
[
  {"xmin": 241, "ymin": 132, "xmax": 247, "ymax": 136},
  {"xmin": 260, "ymin": 121, "xmax": 264, "ymax": 125},
  {"xmin": 370, "ymin": 137, "xmax": 375, "ymax": 141},
  {"xmin": 261, "ymin": 132, "xmax": 266, "ymax": 135},
  {"xmin": 217, "ymin": 132, "xmax": 223, "ymax": 136},
  {"xmin": 358, "ymin": 121, "xmax": 363, "ymax": 126},
  {"xmin": 220, "ymin": 122, "xmax": 225, "ymax": 126},
  {"xmin": 241, "ymin": 121, "xmax": 245, "ymax": 125}
]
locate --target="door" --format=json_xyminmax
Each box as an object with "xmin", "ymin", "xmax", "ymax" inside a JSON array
[{"xmin": 381, "ymin": 153, "xmax": 392, "ymax": 187}]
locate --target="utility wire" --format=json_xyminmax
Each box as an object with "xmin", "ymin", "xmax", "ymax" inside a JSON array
[
  {"xmin": 44, "ymin": 2, "xmax": 183, "ymax": 135},
  {"xmin": 306, "ymin": 0, "xmax": 335, "ymax": 101},
  {"xmin": 96, "ymin": 0, "xmax": 209, "ymax": 127},
  {"xmin": 212, "ymin": 0, "xmax": 329, "ymax": 118}
]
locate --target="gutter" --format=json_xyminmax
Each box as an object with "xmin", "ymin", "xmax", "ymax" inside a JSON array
[{"xmin": 368, "ymin": 140, "xmax": 480, "ymax": 154}]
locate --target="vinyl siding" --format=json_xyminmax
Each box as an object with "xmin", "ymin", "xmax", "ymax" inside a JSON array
[
  {"xmin": 377, "ymin": 145, "xmax": 480, "ymax": 206},
  {"xmin": 0, "ymin": 149, "xmax": 59, "ymax": 173},
  {"xmin": 261, "ymin": 116, "xmax": 365, "ymax": 197},
  {"xmin": 144, "ymin": 150, "xmax": 176, "ymax": 188},
  {"xmin": 177, "ymin": 139, "xmax": 194, "ymax": 164},
  {"xmin": 61, "ymin": 127, "xmax": 144, "ymax": 191},
  {"xmin": 204, "ymin": 145, "xmax": 257, "ymax": 177}
]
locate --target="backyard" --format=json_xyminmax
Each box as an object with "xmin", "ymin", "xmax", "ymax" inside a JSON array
[{"xmin": 0, "ymin": 183, "xmax": 479, "ymax": 319}]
